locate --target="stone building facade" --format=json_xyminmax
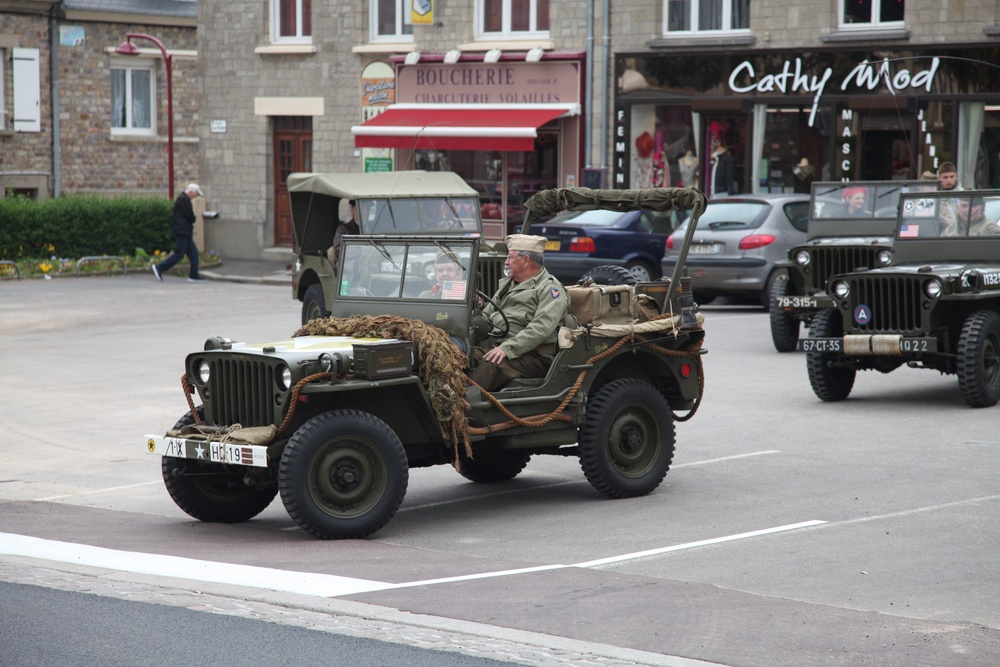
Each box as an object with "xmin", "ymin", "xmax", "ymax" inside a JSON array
[{"xmin": 1, "ymin": 0, "xmax": 198, "ymax": 200}]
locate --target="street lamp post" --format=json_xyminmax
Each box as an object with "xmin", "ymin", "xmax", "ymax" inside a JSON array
[{"xmin": 115, "ymin": 33, "xmax": 174, "ymax": 200}]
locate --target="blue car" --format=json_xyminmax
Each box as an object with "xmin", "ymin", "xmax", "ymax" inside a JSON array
[{"xmin": 526, "ymin": 208, "xmax": 680, "ymax": 283}]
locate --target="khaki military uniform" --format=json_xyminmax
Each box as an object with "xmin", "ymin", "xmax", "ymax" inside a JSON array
[{"xmin": 470, "ymin": 267, "xmax": 569, "ymax": 391}]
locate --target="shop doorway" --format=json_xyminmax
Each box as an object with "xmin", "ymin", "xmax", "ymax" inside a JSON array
[
  {"xmin": 273, "ymin": 116, "xmax": 313, "ymax": 247},
  {"xmin": 859, "ymin": 129, "xmax": 913, "ymax": 180}
]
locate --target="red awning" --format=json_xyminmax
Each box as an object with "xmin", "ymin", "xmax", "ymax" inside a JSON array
[{"xmin": 352, "ymin": 104, "xmax": 574, "ymax": 152}]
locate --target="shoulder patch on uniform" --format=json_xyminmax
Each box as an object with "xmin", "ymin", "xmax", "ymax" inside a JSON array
[{"xmin": 550, "ymin": 287, "xmax": 561, "ymax": 299}]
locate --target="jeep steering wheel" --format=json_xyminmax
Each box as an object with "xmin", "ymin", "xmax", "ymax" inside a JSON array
[{"xmin": 475, "ymin": 290, "xmax": 511, "ymax": 338}]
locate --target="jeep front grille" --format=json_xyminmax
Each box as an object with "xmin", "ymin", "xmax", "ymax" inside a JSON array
[
  {"xmin": 205, "ymin": 358, "xmax": 278, "ymax": 427},
  {"xmin": 808, "ymin": 247, "xmax": 882, "ymax": 292},
  {"xmin": 478, "ymin": 256, "xmax": 505, "ymax": 296},
  {"xmin": 847, "ymin": 276, "xmax": 923, "ymax": 333}
]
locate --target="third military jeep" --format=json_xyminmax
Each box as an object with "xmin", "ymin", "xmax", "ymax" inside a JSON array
[{"xmin": 803, "ymin": 190, "xmax": 1000, "ymax": 408}]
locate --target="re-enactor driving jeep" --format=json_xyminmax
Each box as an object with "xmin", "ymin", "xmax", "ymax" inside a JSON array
[{"xmin": 144, "ymin": 186, "xmax": 709, "ymax": 539}]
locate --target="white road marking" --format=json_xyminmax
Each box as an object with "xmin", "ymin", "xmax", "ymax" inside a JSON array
[
  {"xmin": 36, "ymin": 481, "xmax": 161, "ymax": 502},
  {"xmin": 398, "ymin": 450, "xmax": 781, "ymax": 513},
  {"xmin": 0, "ymin": 519, "xmax": 823, "ymax": 598}
]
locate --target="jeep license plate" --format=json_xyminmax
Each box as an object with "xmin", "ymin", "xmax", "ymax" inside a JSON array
[
  {"xmin": 775, "ymin": 295, "xmax": 817, "ymax": 309},
  {"xmin": 802, "ymin": 338, "xmax": 842, "ymax": 353}
]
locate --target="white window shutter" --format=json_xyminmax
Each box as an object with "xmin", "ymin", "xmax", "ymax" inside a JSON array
[{"xmin": 13, "ymin": 47, "xmax": 41, "ymax": 132}]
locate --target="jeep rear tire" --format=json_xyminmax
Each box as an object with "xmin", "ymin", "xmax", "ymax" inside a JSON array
[
  {"xmin": 279, "ymin": 410, "xmax": 408, "ymax": 539},
  {"xmin": 161, "ymin": 409, "xmax": 278, "ymax": 523},
  {"xmin": 301, "ymin": 284, "xmax": 330, "ymax": 325},
  {"xmin": 957, "ymin": 310, "xmax": 1000, "ymax": 408},
  {"xmin": 578, "ymin": 378, "xmax": 675, "ymax": 498},
  {"xmin": 769, "ymin": 276, "xmax": 800, "ymax": 352},
  {"xmin": 457, "ymin": 450, "xmax": 531, "ymax": 483},
  {"xmin": 579, "ymin": 265, "xmax": 637, "ymax": 286},
  {"xmin": 806, "ymin": 309, "xmax": 855, "ymax": 402}
]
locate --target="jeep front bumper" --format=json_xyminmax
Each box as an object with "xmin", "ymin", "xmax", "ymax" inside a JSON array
[{"xmin": 802, "ymin": 335, "xmax": 937, "ymax": 355}]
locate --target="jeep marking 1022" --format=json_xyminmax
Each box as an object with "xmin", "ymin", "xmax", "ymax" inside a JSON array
[
  {"xmin": 144, "ymin": 186, "xmax": 709, "ymax": 539},
  {"xmin": 769, "ymin": 180, "xmax": 938, "ymax": 352},
  {"xmin": 804, "ymin": 190, "xmax": 1000, "ymax": 408}
]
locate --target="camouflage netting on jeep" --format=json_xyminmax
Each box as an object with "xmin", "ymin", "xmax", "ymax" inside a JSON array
[{"xmin": 294, "ymin": 315, "xmax": 472, "ymax": 457}]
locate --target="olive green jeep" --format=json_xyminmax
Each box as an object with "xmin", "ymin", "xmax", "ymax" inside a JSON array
[
  {"xmin": 144, "ymin": 187, "xmax": 709, "ymax": 539},
  {"xmin": 804, "ymin": 190, "xmax": 1000, "ymax": 407},
  {"xmin": 290, "ymin": 170, "xmax": 507, "ymax": 325},
  {"xmin": 769, "ymin": 180, "xmax": 938, "ymax": 352}
]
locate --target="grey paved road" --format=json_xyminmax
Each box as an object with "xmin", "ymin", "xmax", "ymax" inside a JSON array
[{"xmin": 1, "ymin": 272, "xmax": 999, "ymax": 666}]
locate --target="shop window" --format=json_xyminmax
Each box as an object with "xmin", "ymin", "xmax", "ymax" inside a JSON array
[
  {"xmin": 111, "ymin": 61, "xmax": 155, "ymax": 136},
  {"xmin": 840, "ymin": 0, "xmax": 904, "ymax": 27},
  {"xmin": 478, "ymin": 0, "xmax": 550, "ymax": 38},
  {"xmin": 371, "ymin": 0, "xmax": 414, "ymax": 41},
  {"xmin": 272, "ymin": 0, "xmax": 312, "ymax": 43},
  {"xmin": 664, "ymin": 0, "xmax": 749, "ymax": 34}
]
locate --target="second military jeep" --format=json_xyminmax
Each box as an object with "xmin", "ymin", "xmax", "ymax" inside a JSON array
[
  {"xmin": 803, "ymin": 190, "xmax": 1000, "ymax": 408},
  {"xmin": 769, "ymin": 180, "xmax": 938, "ymax": 352},
  {"xmin": 289, "ymin": 170, "xmax": 507, "ymax": 325},
  {"xmin": 145, "ymin": 187, "xmax": 709, "ymax": 539}
]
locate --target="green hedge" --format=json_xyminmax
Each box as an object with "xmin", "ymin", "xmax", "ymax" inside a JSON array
[{"xmin": 0, "ymin": 194, "xmax": 173, "ymax": 260}]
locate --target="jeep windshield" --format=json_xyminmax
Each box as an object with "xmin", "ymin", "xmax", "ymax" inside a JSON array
[
  {"xmin": 338, "ymin": 239, "xmax": 474, "ymax": 301},
  {"xmin": 363, "ymin": 197, "xmax": 481, "ymax": 234},
  {"xmin": 896, "ymin": 191, "xmax": 1000, "ymax": 240}
]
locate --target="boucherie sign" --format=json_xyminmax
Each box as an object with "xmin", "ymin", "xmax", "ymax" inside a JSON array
[{"xmin": 728, "ymin": 57, "xmax": 941, "ymax": 126}]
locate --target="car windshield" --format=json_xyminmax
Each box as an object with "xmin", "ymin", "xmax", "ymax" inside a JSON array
[
  {"xmin": 363, "ymin": 197, "xmax": 481, "ymax": 235},
  {"xmin": 545, "ymin": 209, "xmax": 625, "ymax": 226},
  {"xmin": 690, "ymin": 201, "xmax": 768, "ymax": 230},
  {"xmin": 338, "ymin": 240, "xmax": 473, "ymax": 300}
]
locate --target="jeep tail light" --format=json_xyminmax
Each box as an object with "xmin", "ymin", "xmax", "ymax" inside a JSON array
[
  {"xmin": 666, "ymin": 235, "xmax": 674, "ymax": 250},
  {"xmin": 738, "ymin": 234, "xmax": 776, "ymax": 250},
  {"xmin": 569, "ymin": 237, "xmax": 596, "ymax": 253},
  {"xmin": 680, "ymin": 362, "xmax": 692, "ymax": 378}
]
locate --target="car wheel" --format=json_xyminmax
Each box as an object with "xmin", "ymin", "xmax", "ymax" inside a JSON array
[
  {"xmin": 806, "ymin": 309, "xmax": 855, "ymax": 402},
  {"xmin": 624, "ymin": 260, "xmax": 656, "ymax": 282},
  {"xmin": 161, "ymin": 409, "xmax": 278, "ymax": 523},
  {"xmin": 768, "ymin": 276, "xmax": 800, "ymax": 353},
  {"xmin": 578, "ymin": 378, "xmax": 675, "ymax": 499},
  {"xmin": 301, "ymin": 284, "xmax": 329, "ymax": 326},
  {"xmin": 279, "ymin": 410, "xmax": 408, "ymax": 539},
  {"xmin": 957, "ymin": 310, "xmax": 1000, "ymax": 408},
  {"xmin": 579, "ymin": 265, "xmax": 637, "ymax": 286},
  {"xmin": 457, "ymin": 450, "xmax": 531, "ymax": 483},
  {"xmin": 692, "ymin": 291, "xmax": 716, "ymax": 306}
]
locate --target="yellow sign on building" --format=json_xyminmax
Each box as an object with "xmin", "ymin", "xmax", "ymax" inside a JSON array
[{"xmin": 412, "ymin": 0, "xmax": 433, "ymax": 25}]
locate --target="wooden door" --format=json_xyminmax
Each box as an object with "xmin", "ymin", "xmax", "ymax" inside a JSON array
[{"xmin": 273, "ymin": 116, "xmax": 313, "ymax": 247}]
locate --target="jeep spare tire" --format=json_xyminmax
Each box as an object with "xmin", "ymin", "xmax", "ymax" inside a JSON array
[{"xmin": 579, "ymin": 265, "xmax": 637, "ymax": 286}]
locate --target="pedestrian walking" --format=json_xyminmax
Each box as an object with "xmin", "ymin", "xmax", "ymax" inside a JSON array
[{"xmin": 152, "ymin": 183, "xmax": 206, "ymax": 282}]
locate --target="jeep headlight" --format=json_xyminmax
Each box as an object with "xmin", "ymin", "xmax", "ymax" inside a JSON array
[
  {"xmin": 832, "ymin": 280, "xmax": 850, "ymax": 299},
  {"xmin": 196, "ymin": 360, "xmax": 211, "ymax": 384},
  {"xmin": 276, "ymin": 364, "xmax": 292, "ymax": 391},
  {"xmin": 924, "ymin": 279, "xmax": 942, "ymax": 299},
  {"xmin": 877, "ymin": 250, "xmax": 892, "ymax": 266},
  {"xmin": 794, "ymin": 250, "xmax": 811, "ymax": 266}
]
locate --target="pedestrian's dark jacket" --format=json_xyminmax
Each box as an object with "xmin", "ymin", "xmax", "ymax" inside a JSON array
[{"xmin": 172, "ymin": 193, "xmax": 196, "ymax": 237}]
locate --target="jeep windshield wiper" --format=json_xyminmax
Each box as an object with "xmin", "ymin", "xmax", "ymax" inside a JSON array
[
  {"xmin": 433, "ymin": 242, "xmax": 467, "ymax": 272},
  {"xmin": 368, "ymin": 241, "xmax": 399, "ymax": 269}
]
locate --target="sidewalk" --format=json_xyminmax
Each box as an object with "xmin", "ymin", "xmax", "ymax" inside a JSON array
[{"xmin": 200, "ymin": 257, "xmax": 293, "ymax": 286}]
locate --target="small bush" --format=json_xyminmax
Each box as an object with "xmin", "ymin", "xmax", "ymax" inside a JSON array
[{"xmin": 0, "ymin": 194, "xmax": 172, "ymax": 261}]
